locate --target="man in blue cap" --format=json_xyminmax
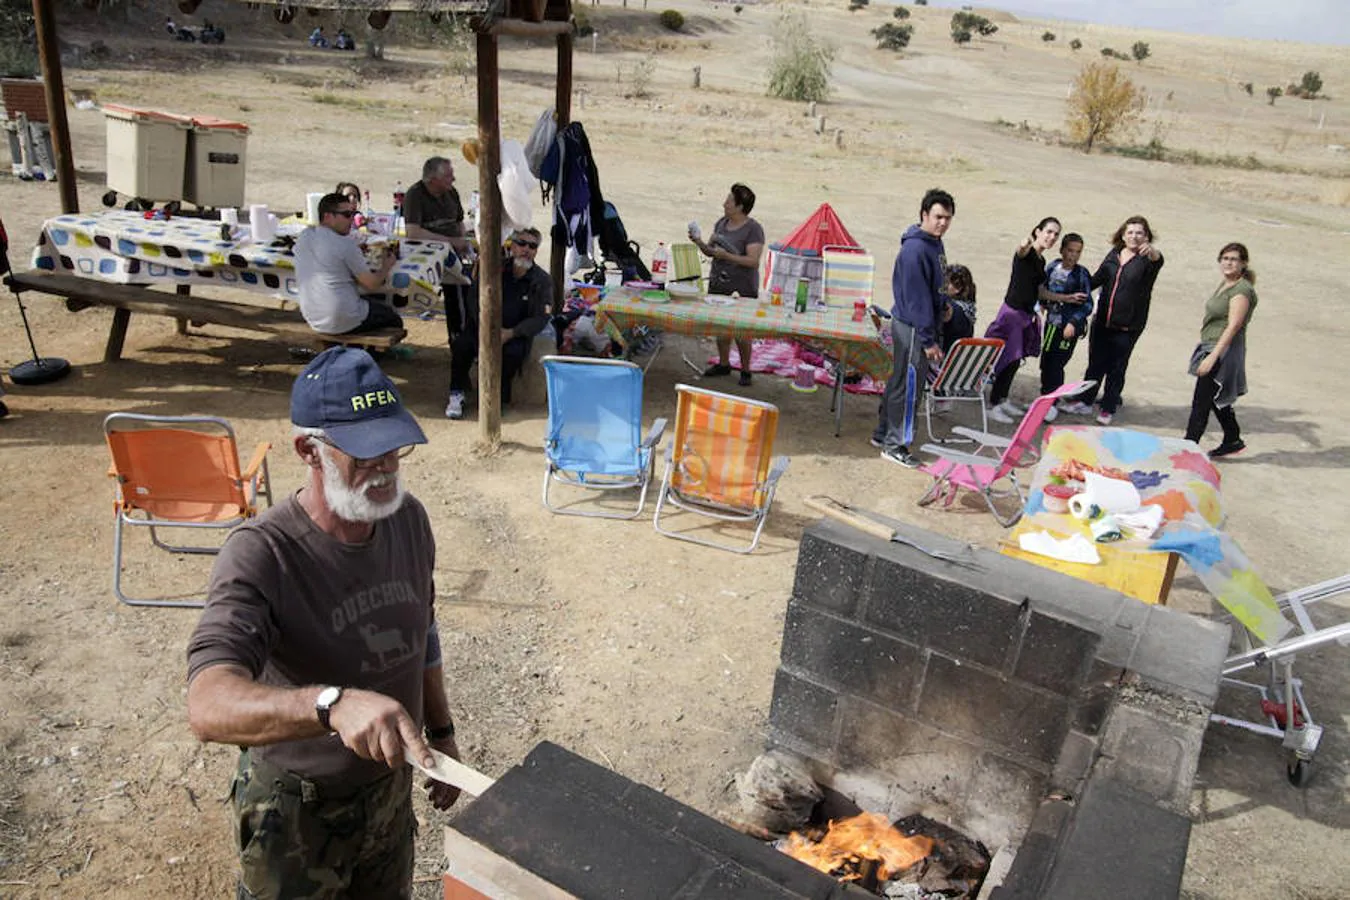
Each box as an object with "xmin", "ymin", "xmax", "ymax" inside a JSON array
[{"xmin": 186, "ymin": 347, "xmax": 460, "ymax": 898}]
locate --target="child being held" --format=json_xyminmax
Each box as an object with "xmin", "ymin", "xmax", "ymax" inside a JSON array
[
  {"xmin": 940, "ymin": 263, "xmax": 977, "ymax": 353},
  {"xmin": 1039, "ymin": 233, "xmax": 1093, "ymax": 396}
]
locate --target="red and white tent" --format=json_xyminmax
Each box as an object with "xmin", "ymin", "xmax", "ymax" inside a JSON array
[{"xmin": 763, "ymin": 203, "xmax": 863, "ymax": 302}]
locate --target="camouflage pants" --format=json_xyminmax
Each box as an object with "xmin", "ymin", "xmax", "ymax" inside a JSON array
[{"xmin": 230, "ymin": 750, "xmax": 416, "ymax": 900}]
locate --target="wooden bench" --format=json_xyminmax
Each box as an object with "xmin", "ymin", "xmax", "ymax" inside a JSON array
[{"xmin": 4, "ymin": 270, "xmax": 406, "ymax": 362}]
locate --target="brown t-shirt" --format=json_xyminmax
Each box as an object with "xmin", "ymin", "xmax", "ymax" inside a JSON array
[
  {"xmin": 186, "ymin": 492, "xmax": 436, "ymax": 785},
  {"xmin": 401, "ymin": 180, "xmax": 464, "ymax": 240},
  {"xmin": 708, "ymin": 216, "xmax": 765, "ymax": 299}
]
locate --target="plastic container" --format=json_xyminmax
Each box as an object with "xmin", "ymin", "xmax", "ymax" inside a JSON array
[
  {"xmin": 650, "ymin": 241, "xmax": 670, "ymax": 285},
  {"xmin": 184, "ymin": 115, "xmax": 249, "ymax": 208},
  {"xmin": 794, "ymin": 277, "xmax": 809, "ymax": 313},
  {"xmin": 104, "ymin": 104, "xmax": 192, "ymax": 202}
]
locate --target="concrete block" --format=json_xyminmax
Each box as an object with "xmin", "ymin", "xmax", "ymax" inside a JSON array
[
  {"xmin": 793, "ymin": 528, "xmax": 871, "ymax": 618},
  {"xmin": 780, "ymin": 599, "xmax": 923, "ymax": 711},
  {"xmin": 1013, "ymin": 610, "xmax": 1099, "ymax": 695},
  {"xmin": 865, "ymin": 554, "xmax": 1022, "ymax": 670},
  {"xmin": 768, "ymin": 668, "xmax": 839, "ymax": 754},
  {"xmin": 1070, "ymin": 660, "xmax": 1124, "ymax": 736},
  {"xmin": 986, "ymin": 797, "xmax": 1072, "ymax": 900},
  {"xmin": 918, "ymin": 654, "xmax": 1070, "ymax": 766},
  {"xmin": 1039, "ymin": 778, "xmax": 1190, "ymax": 900},
  {"xmin": 1049, "ymin": 729, "xmax": 1099, "ymax": 796},
  {"xmin": 1094, "ymin": 690, "xmax": 1210, "ymax": 814},
  {"xmin": 1128, "ymin": 606, "xmax": 1231, "ymax": 706},
  {"xmin": 835, "ymin": 694, "xmax": 947, "ymax": 773}
]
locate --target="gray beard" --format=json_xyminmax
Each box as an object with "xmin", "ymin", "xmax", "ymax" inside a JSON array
[{"xmin": 317, "ymin": 446, "xmax": 406, "ymax": 523}]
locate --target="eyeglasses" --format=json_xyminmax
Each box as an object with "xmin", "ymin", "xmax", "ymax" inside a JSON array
[
  {"xmin": 333, "ymin": 209, "xmax": 357, "ymax": 219},
  {"xmin": 514, "ymin": 240, "xmax": 539, "ymax": 249},
  {"xmin": 313, "ymin": 436, "xmax": 414, "ymax": 469}
]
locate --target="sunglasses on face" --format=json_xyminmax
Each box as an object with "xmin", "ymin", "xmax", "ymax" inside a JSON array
[
  {"xmin": 514, "ymin": 239, "xmax": 539, "ymax": 249},
  {"xmin": 333, "ymin": 209, "xmax": 356, "ymax": 219},
  {"xmin": 313, "ymin": 436, "xmax": 414, "ymax": 469}
]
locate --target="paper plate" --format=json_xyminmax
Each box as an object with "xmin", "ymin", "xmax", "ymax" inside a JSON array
[{"xmin": 640, "ymin": 290, "xmax": 671, "ymax": 303}]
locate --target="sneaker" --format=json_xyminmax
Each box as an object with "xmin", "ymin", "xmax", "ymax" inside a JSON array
[
  {"xmin": 1095, "ymin": 410, "xmax": 1114, "ymax": 426},
  {"xmin": 1043, "ymin": 404, "xmax": 1059, "ymax": 423},
  {"xmin": 880, "ymin": 447, "xmax": 922, "ymax": 469},
  {"xmin": 987, "ymin": 404, "xmax": 1015, "ymax": 424},
  {"xmin": 738, "ymin": 370, "xmax": 753, "ymax": 387},
  {"xmin": 1208, "ymin": 439, "xmax": 1246, "ymax": 459},
  {"xmin": 445, "ymin": 390, "xmax": 465, "ymax": 420},
  {"xmin": 703, "ymin": 363, "xmax": 732, "ymax": 377},
  {"xmin": 869, "ymin": 436, "xmax": 884, "ymax": 449},
  {"xmin": 1060, "ymin": 401, "xmax": 1094, "ymax": 416},
  {"xmin": 1002, "ymin": 400, "xmax": 1025, "ymax": 416}
]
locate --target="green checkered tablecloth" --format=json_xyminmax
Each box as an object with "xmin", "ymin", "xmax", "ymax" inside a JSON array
[
  {"xmin": 594, "ymin": 294, "xmax": 892, "ymax": 381},
  {"xmin": 31, "ymin": 211, "xmax": 453, "ymax": 315}
]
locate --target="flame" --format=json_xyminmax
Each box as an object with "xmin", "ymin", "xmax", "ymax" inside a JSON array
[{"xmin": 781, "ymin": 812, "xmax": 933, "ymax": 882}]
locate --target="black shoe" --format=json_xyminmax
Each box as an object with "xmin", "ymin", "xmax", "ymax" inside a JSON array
[
  {"xmin": 881, "ymin": 446, "xmax": 921, "ymax": 469},
  {"xmin": 869, "ymin": 436, "xmax": 884, "ymax": 449},
  {"xmin": 1209, "ymin": 439, "xmax": 1246, "ymax": 459},
  {"xmin": 738, "ymin": 370, "xmax": 752, "ymax": 387},
  {"xmin": 703, "ymin": 363, "xmax": 732, "ymax": 377}
]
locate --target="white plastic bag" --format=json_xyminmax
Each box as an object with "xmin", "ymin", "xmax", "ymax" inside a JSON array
[{"xmin": 497, "ymin": 139, "xmax": 537, "ymax": 233}]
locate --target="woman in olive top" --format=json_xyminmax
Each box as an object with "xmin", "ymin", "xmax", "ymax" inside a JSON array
[
  {"xmin": 985, "ymin": 216, "xmax": 1061, "ymax": 423},
  {"xmin": 1184, "ymin": 242, "xmax": 1257, "ymax": 458},
  {"xmin": 1062, "ymin": 215, "xmax": 1165, "ymax": 426}
]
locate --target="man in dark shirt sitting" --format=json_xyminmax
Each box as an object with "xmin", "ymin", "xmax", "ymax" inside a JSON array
[{"xmin": 445, "ymin": 228, "xmax": 552, "ymax": 419}]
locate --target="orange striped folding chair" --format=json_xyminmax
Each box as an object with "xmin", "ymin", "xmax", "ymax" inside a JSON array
[
  {"xmin": 652, "ymin": 385, "xmax": 790, "ymax": 553},
  {"xmin": 104, "ymin": 413, "xmax": 273, "ymax": 607}
]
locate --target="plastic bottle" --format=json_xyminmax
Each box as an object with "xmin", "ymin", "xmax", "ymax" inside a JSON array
[
  {"xmin": 651, "ymin": 242, "xmax": 670, "ymax": 285},
  {"xmin": 393, "ymin": 181, "xmax": 405, "ymax": 235},
  {"xmin": 794, "ymin": 277, "xmax": 809, "ymax": 313},
  {"xmin": 771, "ymin": 285, "xmax": 783, "ymax": 307}
]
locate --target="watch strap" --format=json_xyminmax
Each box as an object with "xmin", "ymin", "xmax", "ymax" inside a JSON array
[{"xmin": 316, "ymin": 686, "xmax": 342, "ymax": 731}]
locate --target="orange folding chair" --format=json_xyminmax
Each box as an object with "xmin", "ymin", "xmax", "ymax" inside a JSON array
[
  {"xmin": 104, "ymin": 413, "xmax": 273, "ymax": 607},
  {"xmin": 652, "ymin": 385, "xmax": 790, "ymax": 553}
]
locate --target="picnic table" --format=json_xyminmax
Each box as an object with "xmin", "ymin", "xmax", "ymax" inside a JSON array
[
  {"xmin": 13, "ymin": 211, "xmax": 456, "ymax": 360},
  {"xmin": 594, "ymin": 291, "xmax": 891, "ymax": 435}
]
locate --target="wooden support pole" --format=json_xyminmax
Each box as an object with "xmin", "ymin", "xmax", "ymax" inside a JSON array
[
  {"xmin": 475, "ymin": 31, "xmax": 503, "ymax": 446},
  {"xmin": 31, "ymin": 0, "xmax": 79, "ymax": 214},
  {"xmin": 550, "ymin": 30, "xmax": 573, "ymax": 313},
  {"xmin": 487, "ymin": 19, "xmax": 573, "ymax": 37}
]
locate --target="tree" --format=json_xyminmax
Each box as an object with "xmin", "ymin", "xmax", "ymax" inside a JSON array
[
  {"xmin": 893, "ymin": 5, "xmax": 910, "ymax": 19},
  {"xmin": 873, "ymin": 22, "xmax": 913, "ymax": 51},
  {"xmin": 1131, "ymin": 41, "xmax": 1150, "ymax": 63},
  {"xmin": 951, "ymin": 27, "xmax": 972, "ymax": 46},
  {"xmin": 847, "ymin": 0, "xmax": 868, "ymax": 11},
  {"xmin": 1070, "ymin": 38, "xmax": 1082, "ymax": 51},
  {"xmin": 914, "ymin": 0, "xmax": 927, "ymax": 5},
  {"xmin": 1267, "ymin": 85, "xmax": 1283, "ymax": 105},
  {"xmin": 951, "ymin": 11, "xmax": 996, "ymax": 38},
  {"xmin": 1300, "ymin": 70, "xmax": 1323, "ymax": 99},
  {"xmin": 1067, "ymin": 61, "xmax": 1144, "ymax": 152},
  {"xmin": 767, "ymin": 10, "xmax": 835, "ymax": 102},
  {"xmin": 0, "ymin": 0, "xmax": 37, "ymax": 77},
  {"xmin": 978, "ymin": 22, "xmax": 998, "ymax": 37},
  {"xmin": 1042, "ymin": 31, "xmax": 1056, "ymax": 43},
  {"xmin": 1100, "ymin": 47, "xmax": 1114, "ymax": 57},
  {"xmin": 1241, "ymin": 81, "xmax": 1254, "ymax": 96}
]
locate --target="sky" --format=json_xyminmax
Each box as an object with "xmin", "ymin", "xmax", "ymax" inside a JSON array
[{"xmin": 936, "ymin": 0, "xmax": 1350, "ymax": 46}]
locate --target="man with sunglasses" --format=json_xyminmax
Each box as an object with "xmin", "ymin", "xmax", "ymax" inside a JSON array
[
  {"xmin": 294, "ymin": 192, "xmax": 400, "ymax": 335},
  {"xmin": 445, "ymin": 227, "xmax": 553, "ymax": 419},
  {"xmin": 187, "ymin": 347, "xmax": 461, "ymax": 898}
]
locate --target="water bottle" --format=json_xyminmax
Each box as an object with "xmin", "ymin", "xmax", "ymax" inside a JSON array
[
  {"xmin": 794, "ymin": 277, "xmax": 809, "ymax": 313},
  {"xmin": 393, "ymin": 181, "xmax": 405, "ymax": 216},
  {"xmin": 651, "ymin": 241, "xmax": 670, "ymax": 285}
]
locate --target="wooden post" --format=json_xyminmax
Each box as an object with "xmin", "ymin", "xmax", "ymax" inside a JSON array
[
  {"xmin": 31, "ymin": 0, "xmax": 79, "ymax": 214},
  {"xmin": 815, "ymin": 115, "xmax": 825, "ymax": 135},
  {"xmin": 808, "ymin": 100, "xmax": 816, "ymax": 118},
  {"xmin": 834, "ymin": 128, "xmax": 843, "ymax": 149},
  {"xmin": 692, "ymin": 66, "xmax": 701, "ymax": 89},
  {"xmin": 550, "ymin": 30, "xmax": 573, "ymax": 313},
  {"xmin": 475, "ymin": 31, "xmax": 503, "ymax": 446}
]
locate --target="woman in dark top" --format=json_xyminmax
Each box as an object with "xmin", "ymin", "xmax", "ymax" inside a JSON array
[
  {"xmin": 1184, "ymin": 242, "xmax": 1257, "ymax": 458},
  {"xmin": 1062, "ymin": 215, "xmax": 1164, "ymax": 426},
  {"xmin": 985, "ymin": 217, "xmax": 1061, "ymax": 423},
  {"xmin": 691, "ymin": 183, "xmax": 766, "ymax": 387}
]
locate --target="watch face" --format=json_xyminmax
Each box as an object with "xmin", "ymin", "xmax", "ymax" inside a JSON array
[{"xmin": 317, "ymin": 686, "xmax": 341, "ymax": 708}]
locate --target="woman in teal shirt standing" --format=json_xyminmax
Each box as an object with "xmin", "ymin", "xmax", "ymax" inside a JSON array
[{"xmin": 1184, "ymin": 242, "xmax": 1257, "ymax": 458}]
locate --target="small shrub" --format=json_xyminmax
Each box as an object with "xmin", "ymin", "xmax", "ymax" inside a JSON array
[
  {"xmin": 1131, "ymin": 41, "xmax": 1150, "ymax": 62},
  {"xmin": 573, "ymin": 8, "xmax": 594, "ymax": 37},
  {"xmin": 1042, "ymin": 31, "xmax": 1055, "ymax": 42},
  {"xmin": 1242, "ymin": 81, "xmax": 1253, "ymax": 96},
  {"xmin": 658, "ymin": 9, "xmax": 683, "ymax": 31},
  {"xmin": 1067, "ymin": 61, "xmax": 1144, "ymax": 152},
  {"xmin": 893, "ymin": 6, "xmax": 910, "ymax": 19},
  {"xmin": 914, "ymin": 0, "xmax": 927, "ymax": 4},
  {"xmin": 734, "ymin": 4, "xmax": 743, "ymax": 12},
  {"xmin": 1070, "ymin": 38, "xmax": 1082, "ymax": 51},
  {"xmin": 847, "ymin": 0, "xmax": 869, "ymax": 11},
  {"xmin": 951, "ymin": 28, "xmax": 971, "ymax": 46},
  {"xmin": 766, "ymin": 10, "xmax": 834, "ymax": 102},
  {"xmin": 873, "ymin": 22, "xmax": 913, "ymax": 51},
  {"xmin": 1267, "ymin": 85, "xmax": 1283, "ymax": 104},
  {"xmin": 1300, "ymin": 70, "xmax": 1323, "ymax": 98}
]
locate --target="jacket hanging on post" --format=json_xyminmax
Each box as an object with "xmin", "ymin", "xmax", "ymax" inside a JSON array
[{"xmin": 539, "ymin": 122, "xmax": 606, "ymax": 256}]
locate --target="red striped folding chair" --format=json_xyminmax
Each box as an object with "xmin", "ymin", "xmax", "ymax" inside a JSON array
[{"xmin": 924, "ymin": 337, "xmax": 1004, "ymax": 443}]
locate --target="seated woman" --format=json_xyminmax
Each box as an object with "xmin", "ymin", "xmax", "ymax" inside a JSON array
[
  {"xmin": 940, "ymin": 263, "xmax": 976, "ymax": 352},
  {"xmin": 335, "ymin": 182, "xmax": 364, "ymax": 227}
]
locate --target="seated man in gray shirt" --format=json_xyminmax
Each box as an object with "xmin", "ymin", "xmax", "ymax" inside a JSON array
[{"xmin": 294, "ymin": 192, "xmax": 399, "ymax": 335}]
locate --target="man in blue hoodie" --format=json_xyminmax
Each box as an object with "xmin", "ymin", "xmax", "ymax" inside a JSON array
[{"xmin": 874, "ymin": 188, "xmax": 955, "ymax": 467}]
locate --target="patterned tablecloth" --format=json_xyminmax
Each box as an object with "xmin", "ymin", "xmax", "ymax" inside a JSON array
[
  {"xmin": 593, "ymin": 293, "xmax": 892, "ymax": 381},
  {"xmin": 30, "ymin": 211, "xmax": 453, "ymax": 316}
]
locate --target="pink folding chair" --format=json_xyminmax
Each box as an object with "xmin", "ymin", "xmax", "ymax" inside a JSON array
[{"xmin": 915, "ymin": 381, "xmax": 1094, "ymax": 527}]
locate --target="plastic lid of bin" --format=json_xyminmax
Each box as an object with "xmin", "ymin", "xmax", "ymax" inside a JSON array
[
  {"xmin": 101, "ymin": 104, "xmax": 193, "ymax": 124},
  {"xmin": 191, "ymin": 116, "xmax": 250, "ymax": 132}
]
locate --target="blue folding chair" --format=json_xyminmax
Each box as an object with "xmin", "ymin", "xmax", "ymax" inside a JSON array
[{"xmin": 541, "ymin": 356, "xmax": 668, "ymax": 519}]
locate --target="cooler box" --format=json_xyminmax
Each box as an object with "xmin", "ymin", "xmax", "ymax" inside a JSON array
[
  {"xmin": 185, "ymin": 116, "xmax": 249, "ymax": 208},
  {"xmin": 765, "ymin": 244, "xmax": 824, "ymax": 308},
  {"xmin": 104, "ymin": 104, "xmax": 191, "ymax": 202}
]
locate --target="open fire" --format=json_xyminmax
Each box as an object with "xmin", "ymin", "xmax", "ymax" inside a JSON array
[{"xmin": 781, "ymin": 812, "xmax": 933, "ymax": 884}]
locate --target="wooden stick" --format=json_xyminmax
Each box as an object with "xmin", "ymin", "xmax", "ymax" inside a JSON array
[{"xmin": 803, "ymin": 495, "xmax": 895, "ymax": 542}]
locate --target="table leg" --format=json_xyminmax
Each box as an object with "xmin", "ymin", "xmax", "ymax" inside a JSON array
[
  {"xmin": 104, "ymin": 307, "xmax": 130, "ymax": 362},
  {"xmin": 175, "ymin": 284, "xmax": 191, "ymax": 334},
  {"xmin": 832, "ymin": 365, "xmax": 844, "ymax": 437},
  {"xmin": 1157, "ymin": 552, "xmax": 1180, "ymax": 605}
]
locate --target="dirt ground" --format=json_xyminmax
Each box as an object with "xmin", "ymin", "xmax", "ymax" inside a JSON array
[{"xmin": 1, "ymin": 3, "xmax": 1348, "ymax": 898}]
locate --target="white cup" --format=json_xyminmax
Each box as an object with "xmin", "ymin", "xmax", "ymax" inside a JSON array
[{"xmin": 220, "ymin": 208, "xmax": 238, "ymax": 226}]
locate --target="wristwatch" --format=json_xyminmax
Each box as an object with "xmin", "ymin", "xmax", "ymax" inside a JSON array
[{"xmin": 315, "ymin": 686, "xmax": 343, "ymax": 731}]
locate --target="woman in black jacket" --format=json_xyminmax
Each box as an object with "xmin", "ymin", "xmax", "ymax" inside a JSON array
[{"xmin": 1062, "ymin": 215, "xmax": 1164, "ymax": 425}]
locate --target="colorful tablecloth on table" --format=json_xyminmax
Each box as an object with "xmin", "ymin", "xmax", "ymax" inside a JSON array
[
  {"xmin": 1018, "ymin": 426, "xmax": 1288, "ymax": 643},
  {"xmin": 593, "ymin": 294, "xmax": 892, "ymax": 382},
  {"xmin": 30, "ymin": 211, "xmax": 453, "ymax": 315}
]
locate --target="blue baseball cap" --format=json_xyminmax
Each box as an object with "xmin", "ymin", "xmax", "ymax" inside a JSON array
[{"xmin": 290, "ymin": 347, "xmax": 427, "ymax": 459}]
